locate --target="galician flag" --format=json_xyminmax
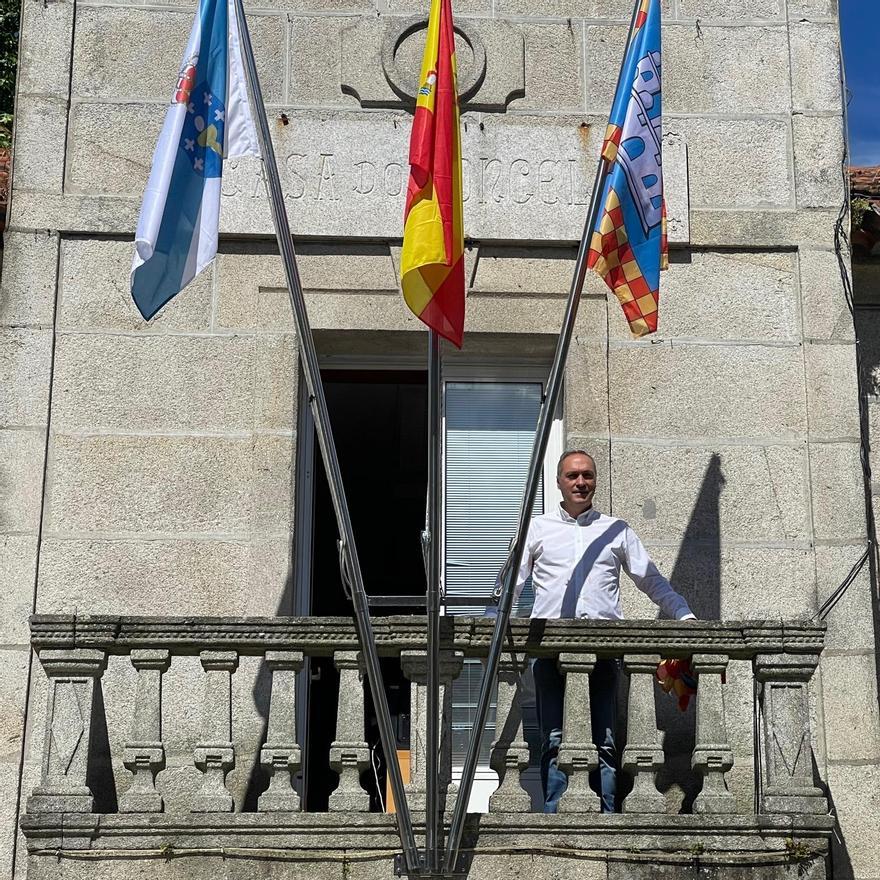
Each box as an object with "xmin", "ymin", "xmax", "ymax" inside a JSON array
[
  {"xmin": 131, "ymin": 0, "xmax": 259, "ymax": 320},
  {"xmin": 400, "ymin": 0, "xmax": 465, "ymax": 348},
  {"xmin": 587, "ymin": 0, "xmax": 666, "ymax": 337}
]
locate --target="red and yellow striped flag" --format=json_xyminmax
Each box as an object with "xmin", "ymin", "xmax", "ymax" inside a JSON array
[{"xmin": 400, "ymin": 0, "xmax": 465, "ymax": 348}]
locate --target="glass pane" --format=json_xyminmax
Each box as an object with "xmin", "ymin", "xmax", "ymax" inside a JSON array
[
  {"xmin": 450, "ymin": 659, "xmax": 496, "ymax": 764},
  {"xmin": 444, "ymin": 381, "xmax": 543, "ymax": 617},
  {"xmin": 444, "ymin": 381, "xmax": 546, "ymax": 768}
]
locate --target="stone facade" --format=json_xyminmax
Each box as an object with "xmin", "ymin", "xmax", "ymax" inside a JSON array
[{"xmin": 2, "ymin": 0, "xmax": 878, "ymax": 877}]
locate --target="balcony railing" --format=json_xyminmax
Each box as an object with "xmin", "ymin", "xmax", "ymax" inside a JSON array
[{"xmin": 21, "ymin": 615, "xmax": 834, "ymax": 878}]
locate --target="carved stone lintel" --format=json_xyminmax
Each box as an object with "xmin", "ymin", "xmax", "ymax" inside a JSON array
[
  {"xmin": 557, "ymin": 653, "xmax": 599, "ymax": 814},
  {"xmin": 691, "ymin": 654, "xmax": 735, "ymax": 815},
  {"xmin": 329, "ymin": 651, "xmax": 369, "ymax": 812},
  {"xmin": 259, "ymin": 651, "xmax": 304, "ymax": 812},
  {"xmin": 120, "ymin": 649, "xmax": 170, "ymax": 814},
  {"xmin": 28, "ymin": 648, "xmax": 107, "ymax": 814},
  {"xmin": 192, "ymin": 651, "xmax": 238, "ymax": 813},
  {"xmin": 488, "ymin": 654, "xmax": 530, "ymax": 814},
  {"xmin": 621, "ymin": 654, "xmax": 666, "ymax": 814},
  {"xmin": 755, "ymin": 653, "xmax": 827, "ymax": 815}
]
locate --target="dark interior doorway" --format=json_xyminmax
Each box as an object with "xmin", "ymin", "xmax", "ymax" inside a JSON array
[{"xmin": 304, "ymin": 370, "xmax": 428, "ymax": 810}]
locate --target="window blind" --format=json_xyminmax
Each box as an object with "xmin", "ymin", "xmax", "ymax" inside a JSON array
[
  {"xmin": 444, "ymin": 381, "xmax": 543, "ymax": 617},
  {"xmin": 444, "ymin": 381, "xmax": 544, "ymax": 765}
]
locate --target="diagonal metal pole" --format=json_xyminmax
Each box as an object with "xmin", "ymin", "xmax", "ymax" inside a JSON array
[
  {"xmin": 422, "ymin": 329, "xmax": 443, "ymax": 872},
  {"xmin": 442, "ymin": 0, "xmax": 644, "ymax": 871},
  {"xmin": 442, "ymin": 153, "xmax": 612, "ymax": 876},
  {"xmin": 231, "ymin": 0, "xmax": 420, "ymax": 871}
]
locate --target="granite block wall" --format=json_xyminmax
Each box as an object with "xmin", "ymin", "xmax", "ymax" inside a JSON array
[{"xmin": 3, "ymin": 0, "xmax": 877, "ymax": 876}]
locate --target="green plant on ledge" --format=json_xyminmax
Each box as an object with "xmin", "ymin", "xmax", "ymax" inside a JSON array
[
  {"xmin": 853, "ymin": 196, "xmax": 871, "ymax": 230},
  {"xmin": 784, "ymin": 837, "xmax": 816, "ymax": 862}
]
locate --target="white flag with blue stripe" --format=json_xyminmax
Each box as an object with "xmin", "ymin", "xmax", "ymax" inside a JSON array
[{"xmin": 131, "ymin": 0, "xmax": 259, "ymax": 320}]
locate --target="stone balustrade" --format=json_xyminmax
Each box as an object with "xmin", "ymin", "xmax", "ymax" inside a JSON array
[{"xmin": 21, "ymin": 615, "xmax": 834, "ymax": 879}]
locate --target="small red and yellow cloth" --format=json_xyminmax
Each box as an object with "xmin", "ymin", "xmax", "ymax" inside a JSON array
[{"xmin": 656, "ymin": 658, "xmax": 698, "ymax": 711}]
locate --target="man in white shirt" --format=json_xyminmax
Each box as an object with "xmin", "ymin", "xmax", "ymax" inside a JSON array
[{"xmin": 513, "ymin": 449, "xmax": 695, "ymax": 813}]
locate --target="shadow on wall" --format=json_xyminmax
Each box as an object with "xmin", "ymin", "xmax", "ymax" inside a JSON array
[
  {"xmin": 669, "ymin": 452, "xmax": 724, "ymax": 622},
  {"xmin": 814, "ymin": 753, "xmax": 855, "ymax": 880},
  {"xmin": 87, "ymin": 680, "xmax": 118, "ymax": 813},
  {"xmin": 655, "ymin": 453, "xmax": 724, "ymax": 812}
]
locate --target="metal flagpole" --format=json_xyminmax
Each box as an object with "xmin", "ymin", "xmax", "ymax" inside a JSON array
[
  {"xmin": 231, "ymin": 0, "xmax": 420, "ymax": 871},
  {"xmin": 423, "ymin": 329, "xmax": 443, "ymax": 872},
  {"xmin": 442, "ymin": 0, "xmax": 645, "ymax": 870}
]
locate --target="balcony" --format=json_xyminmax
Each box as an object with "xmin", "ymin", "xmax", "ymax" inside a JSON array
[{"xmin": 21, "ymin": 615, "xmax": 833, "ymax": 880}]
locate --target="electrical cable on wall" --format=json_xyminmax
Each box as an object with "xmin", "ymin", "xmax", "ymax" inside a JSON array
[
  {"xmin": 813, "ymin": 44, "xmax": 877, "ymax": 623},
  {"xmin": 30, "ymin": 844, "xmax": 825, "ymax": 867}
]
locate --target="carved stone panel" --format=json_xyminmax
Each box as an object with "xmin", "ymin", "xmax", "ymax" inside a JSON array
[
  {"xmin": 755, "ymin": 653, "xmax": 827, "ymax": 815},
  {"xmin": 28, "ymin": 649, "xmax": 107, "ymax": 814},
  {"xmin": 215, "ymin": 111, "xmax": 688, "ymax": 243}
]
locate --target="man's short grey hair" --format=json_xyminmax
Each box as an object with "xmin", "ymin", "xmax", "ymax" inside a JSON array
[{"xmin": 556, "ymin": 449, "xmax": 596, "ymax": 477}]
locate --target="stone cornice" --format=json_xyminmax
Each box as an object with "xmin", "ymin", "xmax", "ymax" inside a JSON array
[
  {"xmin": 29, "ymin": 615, "xmax": 826, "ymax": 659},
  {"xmin": 19, "ymin": 811, "xmax": 835, "ymax": 855}
]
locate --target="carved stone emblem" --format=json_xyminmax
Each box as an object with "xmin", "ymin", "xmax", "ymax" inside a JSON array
[
  {"xmin": 341, "ymin": 15, "xmax": 524, "ymax": 112},
  {"xmin": 381, "ymin": 16, "xmax": 486, "ymax": 105}
]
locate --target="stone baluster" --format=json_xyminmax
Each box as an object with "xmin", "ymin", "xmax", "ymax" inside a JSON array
[
  {"xmin": 27, "ymin": 649, "xmax": 107, "ymax": 813},
  {"xmin": 621, "ymin": 654, "xmax": 666, "ymax": 813},
  {"xmin": 192, "ymin": 651, "xmax": 238, "ymax": 812},
  {"xmin": 691, "ymin": 653, "xmax": 735, "ymax": 814},
  {"xmin": 400, "ymin": 650, "xmax": 464, "ymax": 812},
  {"xmin": 399, "ymin": 650, "xmax": 427, "ymax": 811},
  {"xmin": 120, "ymin": 649, "xmax": 170, "ymax": 813},
  {"xmin": 557, "ymin": 652, "xmax": 600, "ymax": 813},
  {"xmin": 259, "ymin": 650, "xmax": 304, "ymax": 812},
  {"xmin": 755, "ymin": 653, "xmax": 827, "ymax": 815},
  {"xmin": 488, "ymin": 653, "xmax": 530, "ymax": 813},
  {"xmin": 329, "ymin": 650, "xmax": 370, "ymax": 811}
]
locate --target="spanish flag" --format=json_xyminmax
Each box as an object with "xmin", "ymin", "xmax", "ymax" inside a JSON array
[{"xmin": 400, "ymin": 0, "xmax": 465, "ymax": 348}]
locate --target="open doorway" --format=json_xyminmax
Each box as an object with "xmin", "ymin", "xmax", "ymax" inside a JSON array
[
  {"xmin": 302, "ymin": 370, "xmax": 428, "ymax": 810},
  {"xmin": 297, "ymin": 366, "xmax": 560, "ymax": 812}
]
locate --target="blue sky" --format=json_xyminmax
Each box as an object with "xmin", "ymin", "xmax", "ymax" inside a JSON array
[{"xmin": 840, "ymin": 0, "xmax": 880, "ymax": 165}]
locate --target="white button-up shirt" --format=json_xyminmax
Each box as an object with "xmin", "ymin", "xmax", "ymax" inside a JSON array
[{"xmin": 513, "ymin": 505, "xmax": 694, "ymax": 621}]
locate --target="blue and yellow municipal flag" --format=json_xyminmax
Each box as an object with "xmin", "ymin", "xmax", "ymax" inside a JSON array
[
  {"xmin": 131, "ymin": 0, "xmax": 259, "ymax": 319},
  {"xmin": 587, "ymin": 0, "xmax": 666, "ymax": 337},
  {"xmin": 400, "ymin": 0, "xmax": 465, "ymax": 348}
]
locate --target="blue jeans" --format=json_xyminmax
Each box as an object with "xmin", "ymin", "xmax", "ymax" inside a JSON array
[{"xmin": 532, "ymin": 656, "xmax": 619, "ymax": 813}]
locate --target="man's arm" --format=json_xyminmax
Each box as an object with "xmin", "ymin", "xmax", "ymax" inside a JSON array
[{"xmin": 620, "ymin": 526, "xmax": 695, "ymax": 620}]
